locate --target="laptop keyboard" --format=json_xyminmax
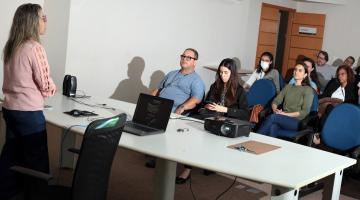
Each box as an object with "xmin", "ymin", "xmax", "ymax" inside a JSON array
[{"xmin": 125, "ymin": 122, "xmax": 157, "ymax": 132}]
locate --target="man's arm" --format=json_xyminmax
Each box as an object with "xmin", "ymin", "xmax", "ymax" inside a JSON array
[
  {"xmin": 175, "ymin": 97, "xmax": 201, "ymax": 115},
  {"xmin": 150, "ymin": 89, "xmax": 159, "ymax": 96},
  {"xmin": 176, "ymin": 75, "xmax": 205, "ymax": 115},
  {"xmin": 150, "ymin": 71, "xmax": 172, "ymax": 97}
]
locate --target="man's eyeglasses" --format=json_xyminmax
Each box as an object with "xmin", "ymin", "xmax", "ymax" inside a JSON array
[
  {"xmin": 180, "ymin": 55, "xmax": 196, "ymax": 61},
  {"xmin": 41, "ymin": 15, "xmax": 47, "ymax": 23},
  {"xmin": 317, "ymin": 56, "xmax": 326, "ymax": 61}
]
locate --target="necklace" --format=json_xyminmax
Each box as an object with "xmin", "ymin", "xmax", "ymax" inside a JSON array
[{"xmin": 165, "ymin": 70, "xmax": 187, "ymax": 88}]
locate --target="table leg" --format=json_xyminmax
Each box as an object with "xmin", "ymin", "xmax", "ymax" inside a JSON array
[
  {"xmin": 322, "ymin": 170, "xmax": 343, "ymax": 200},
  {"xmin": 0, "ymin": 112, "xmax": 5, "ymax": 152},
  {"xmin": 153, "ymin": 158, "xmax": 177, "ymax": 200},
  {"xmin": 59, "ymin": 129, "xmax": 76, "ymax": 169},
  {"xmin": 271, "ymin": 185, "xmax": 299, "ymax": 200}
]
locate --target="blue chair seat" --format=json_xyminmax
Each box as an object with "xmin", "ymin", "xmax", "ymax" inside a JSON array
[
  {"xmin": 246, "ymin": 79, "xmax": 276, "ymax": 108},
  {"xmin": 322, "ymin": 103, "xmax": 360, "ymax": 152}
]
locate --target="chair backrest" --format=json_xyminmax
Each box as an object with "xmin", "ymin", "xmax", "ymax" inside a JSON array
[
  {"xmin": 279, "ymin": 74, "xmax": 285, "ymax": 90},
  {"xmin": 310, "ymin": 89, "xmax": 318, "ymax": 113},
  {"xmin": 322, "ymin": 104, "xmax": 360, "ymax": 152},
  {"xmin": 186, "ymin": 92, "xmax": 206, "ymax": 117},
  {"xmin": 72, "ymin": 113, "xmax": 126, "ymax": 200},
  {"xmin": 246, "ymin": 79, "xmax": 277, "ymax": 108}
]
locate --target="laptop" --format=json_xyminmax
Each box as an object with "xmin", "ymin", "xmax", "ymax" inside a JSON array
[{"xmin": 123, "ymin": 93, "xmax": 174, "ymax": 136}]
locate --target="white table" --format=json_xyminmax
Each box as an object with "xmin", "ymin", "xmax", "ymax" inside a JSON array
[{"xmin": 44, "ymin": 93, "xmax": 356, "ymax": 200}]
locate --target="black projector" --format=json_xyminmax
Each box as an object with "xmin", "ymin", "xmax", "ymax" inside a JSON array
[{"xmin": 204, "ymin": 117, "xmax": 251, "ymax": 138}]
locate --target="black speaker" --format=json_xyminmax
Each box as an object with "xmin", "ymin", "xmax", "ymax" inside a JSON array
[
  {"xmin": 62, "ymin": 75, "xmax": 77, "ymax": 97},
  {"xmin": 204, "ymin": 117, "xmax": 251, "ymax": 138}
]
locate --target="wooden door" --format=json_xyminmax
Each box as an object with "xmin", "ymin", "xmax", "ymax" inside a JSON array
[
  {"xmin": 284, "ymin": 12, "xmax": 326, "ymax": 79},
  {"xmin": 256, "ymin": 4, "xmax": 326, "ymax": 80},
  {"xmin": 256, "ymin": 5, "xmax": 280, "ymax": 67},
  {"xmin": 256, "ymin": 4, "xmax": 295, "ymax": 74}
]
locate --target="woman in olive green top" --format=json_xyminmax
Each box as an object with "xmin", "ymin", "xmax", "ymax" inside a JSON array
[{"xmin": 257, "ymin": 62, "xmax": 314, "ymax": 137}]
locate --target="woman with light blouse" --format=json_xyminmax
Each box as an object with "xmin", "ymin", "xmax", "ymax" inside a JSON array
[{"xmin": 243, "ymin": 52, "xmax": 281, "ymax": 92}]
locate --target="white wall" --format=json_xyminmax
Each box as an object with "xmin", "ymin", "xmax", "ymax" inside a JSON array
[
  {"xmin": 65, "ymin": 0, "xmax": 249, "ymax": 99},
  {"xmin": 2, "ymin": 0, "xmax": 358, "ymax": 101},
  {"xmin": 65, "ymin": 0, "xmax": 298, "ymax": 100},
  {"xmin": 42, "ymin": 0, "xmax": 70, "ymax": 87},
  {"xmin": 297, "ymin": 0, "xmax": 360, "ymax": 66}
]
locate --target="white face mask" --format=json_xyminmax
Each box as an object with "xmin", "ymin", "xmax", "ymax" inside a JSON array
[{"xmin": 260, "ymin": 61, "xmax": 270, "ymax": 71}]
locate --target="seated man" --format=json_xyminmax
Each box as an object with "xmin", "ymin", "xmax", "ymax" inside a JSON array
[
  {"xmin": 343, "ymin": 56, "xmax": 355, "ymax": 68},
  {"xmin": 145, "ymin": 48, "xmax": 205, "ymax": 168},
  {"xmin": 150, "ymin": 48, "xmax": 205, "ymax": 114},
  {"xmin": 316, "ymin": 50, "xmax": 336, "ymax": 92}
]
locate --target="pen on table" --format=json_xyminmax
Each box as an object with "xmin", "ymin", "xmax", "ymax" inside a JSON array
[{"xmin": 235, "ymin": 145, "xmax": 256, "ymax": 154}]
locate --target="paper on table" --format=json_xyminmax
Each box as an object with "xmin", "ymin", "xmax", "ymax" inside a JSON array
[{"xmin": 228, "ymin": 140, "xmax": 280, "ymax": 155}]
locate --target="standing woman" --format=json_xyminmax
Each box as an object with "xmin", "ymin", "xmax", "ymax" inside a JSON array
[
  {"xmin": 176, "ymin": 58, "xmax": 249, "ymax": 184},
  {"xmin": 0, "ymin": 4, "xmax": 56, "ymax": 199},
  {"xmin": 243, "ymin": 52, "xmax": 281, "ymax": 92},
  {"xmin": 257, "ymin": 62, "xmax": 313, "ymax": 138}
]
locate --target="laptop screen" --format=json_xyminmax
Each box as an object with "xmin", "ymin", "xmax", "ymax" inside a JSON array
[{"xmin": 132, "ymin": 93, "xmax": 174, "ymax": 130}]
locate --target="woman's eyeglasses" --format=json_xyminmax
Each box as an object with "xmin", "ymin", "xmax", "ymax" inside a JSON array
[{"xmin": 41, "ymin": 15, "xmax": 47, "ymax": 23}]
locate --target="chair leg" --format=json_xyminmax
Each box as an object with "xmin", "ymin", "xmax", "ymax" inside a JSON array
[
  {"xmin": 306, "ymin": 133, "xmax": 316, "ymax": 147},
  {"xmin": 23, "ymin": 178, "xmax": 48, "ymax": 200},
  {"xmin": 8, "ymin": 193, "xmax": 24, "ymax": 200}
]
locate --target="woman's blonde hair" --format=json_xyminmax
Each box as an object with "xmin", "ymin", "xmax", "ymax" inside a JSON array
[{"xmin": 3, "ymin": 3, "xmax": 42, "ymax": 64}]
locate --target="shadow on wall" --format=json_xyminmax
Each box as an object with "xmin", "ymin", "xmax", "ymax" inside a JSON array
[
  {"xmin": 148, "ymin": 70, "xmax": 165, "ymax": 92},
  {"xmin": 233, "ymin": 57, "xmax": 246, "ymax": 85},
  {"xmin": 110, "ymin": 57, "xmax": 149, "ymax": 104},
  {"xmin": 232, "ymin": 57, "xmax": 242, "ymax": 71}
]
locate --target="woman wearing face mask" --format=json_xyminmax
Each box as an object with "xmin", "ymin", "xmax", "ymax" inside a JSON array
[
  {"xmin": 176, "ymin": 58, "xmax": 249, "ymax": 184},
  {"xmin": 257, "ymin": 62, "xmax": 313, "ymax": 138},
  {"xmin": 244, "ymin": 52, "xmax": 280, "ymax": 92}
]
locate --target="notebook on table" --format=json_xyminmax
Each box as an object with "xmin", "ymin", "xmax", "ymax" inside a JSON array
[
  {"xmin": 123, "ymin": 93, "xmax": 174, "ymax": 136},
  {"xmin": 228, "ymin": 140, "xmax": 281, "ymax": 155}
]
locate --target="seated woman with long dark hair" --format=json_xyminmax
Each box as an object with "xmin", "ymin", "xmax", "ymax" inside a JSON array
[
  {"xmin": 257, "ymin": 62, "xmax": 313, "ymax": 138},
  {"xmin": 313, "ymin": 65, "xmax": 358, "ymax": 144},
  {"xmin": 289, "ymin": 57, "xmax": 320, "ymax": 93},
  {"xmin": 318, "ymin": 65, "xmax": 357, "ymax": 118},
  {"xmin": 176, "ymin": 58, "xmax": 249, "ymax": 184},
  {"xmin": 202, "ymin": 58, "xmax": 250, "ymax": 120},
  {"xmin": 319, "ymin": 65, "xmax": 357, "ymax": 106}
]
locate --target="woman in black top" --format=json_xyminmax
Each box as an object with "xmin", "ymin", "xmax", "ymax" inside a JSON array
[
  {"xmin": 176, "ymin": 58, "xmax": 249, "ymax": 184},
  {"xmin": 202, "ymin": 58, "xmax": 249, "ymax": 120},
  {"xmin": 315, "ymin": 65, "xmax": 358, "ymax": 144},
  {"xmin": 320, "ymin": 65, "xmax": 357, "ymax": 104}
]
